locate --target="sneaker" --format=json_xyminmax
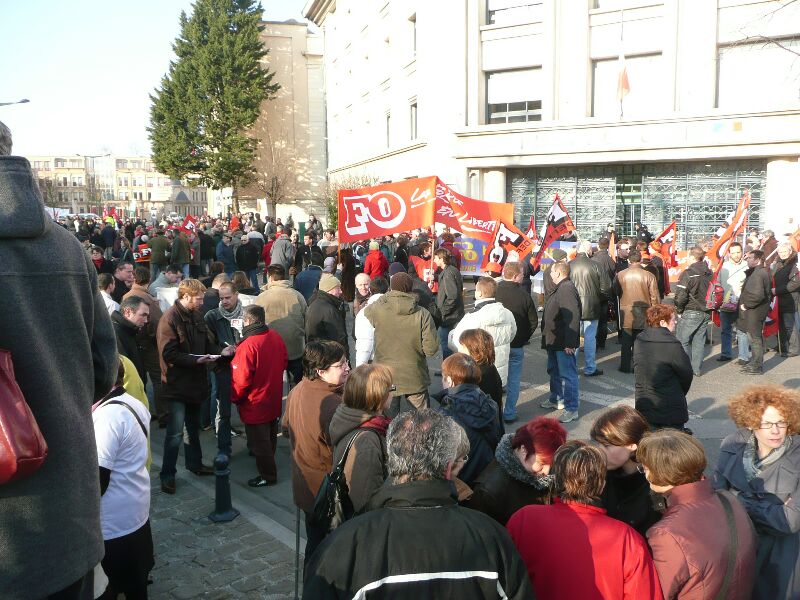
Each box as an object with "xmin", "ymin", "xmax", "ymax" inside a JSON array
[
  {"xmin": 559, "ymin": 410, "xmax": 579, "ymax": 423},
  {"xmin": 539, "ymin": 398, "xmax": 564, "ymax": 410}
]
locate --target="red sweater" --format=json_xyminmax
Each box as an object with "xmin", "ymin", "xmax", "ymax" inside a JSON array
[
  {"xmin": 507, "ymin": 499, "xmax": 663, "ymax": 600},
  {"xmin": 230, "ymin": 328, "xmax": 287, "ymax": 424},
  {"xmin": 362, "ymin": 249, "xmax": 389, "ymax": 280}
]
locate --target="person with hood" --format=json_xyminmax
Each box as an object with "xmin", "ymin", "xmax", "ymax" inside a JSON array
[
  {"xmin": 448, "ymin": 276, "xmax": 517, "ymax": 386},
  {"xmin": 569, "ymin": 240, "xmax": 611, "ymax": 377},
  {"xmin": 771, "ymin": 242, "xmax": 800, "ymax": 356},
  {"xmin": 306, "ymin": 274, "xmax": 349, "ymax": 356},
  {"xmin": 674, "ymin": 246, "xmax": 713, "ymax": 376},
  {"xmin": 737, "ymin": 249, "xmax": 772, "ymax": 375},
  {"xmin": 467, "ymin": 417, "xmax": 566, "ymax": 525},
  {"xmin": 434, "ymin": 353, "xmax": 501, "ymax": 486},
  {"xmin": 231, "ymin": 305, "xmax": 288, "ymax": 488},
  {"xmin": 364, "ymin": 272, "xmax": 439, "ymax": 413},
  {"xmin": 354, "ymin": 276, "xmax": 389, "ymax": 366},
  {"xmin": 634, "ymin": 304, "xmax": 693, "ymax": 431},
  {"xmin": 328, "ymin": 364, "xmax": 393, "ymax": 513},
  {"xmin": 293, "ymin": 255, "xmax": 325, "ymax": 303},
  {"xmin": 362, "ymin": 240, "xmax": 389, "ymax": 280}
]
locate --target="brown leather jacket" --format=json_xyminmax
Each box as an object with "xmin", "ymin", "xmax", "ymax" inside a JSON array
[
  {"xmin": 156, "ymin": 300, "xmax": 210, "ymax": 404},
  {"xmin": 614, "ymin": 263, "xmax": 659, "ymax": 330}
]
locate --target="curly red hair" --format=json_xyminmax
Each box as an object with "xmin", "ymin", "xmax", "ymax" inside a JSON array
[
  {"xmin": 512, "ymin": 417, "xmax": 567, "ymax": 465},
  {"xmin": 728, "ymin": 385, "xmax": 800, "ymax": 433}
]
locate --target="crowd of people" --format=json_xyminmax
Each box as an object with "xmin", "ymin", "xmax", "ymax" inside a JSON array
[{"xmin": 3, "ymin": 118, "xmax": 800, "ymax": 600}]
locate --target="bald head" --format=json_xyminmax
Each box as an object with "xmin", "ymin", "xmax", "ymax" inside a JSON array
[{"xmin": 355, "ymin": 273, "xmax": 371, "ymax": 296}]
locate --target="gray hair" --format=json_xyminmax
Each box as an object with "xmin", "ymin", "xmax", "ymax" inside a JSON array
[
  {"xmin": 763, "ymin": 230, "xmax": 774, "ymax": 238},
  {"xmin": 0, "ymin": 121, "xmax": 11, "ymax": 156},
  {"xmin": 119, "ymin": 295, "xmax": 146, "ymax": 315},
  {"xmin": 387, "ymin": 409, "xmax": 460, "ymax": 481},
  {"xmin": 577, "ymin": 240, "xmax": 593, "ymax": 255}
]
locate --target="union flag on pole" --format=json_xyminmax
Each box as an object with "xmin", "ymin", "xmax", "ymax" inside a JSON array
[
  {"xmin": 789, "ymin": 227, "xmax": 800, "ymax": 253},
  {"xmin": 531, "ymin": 195, "xmax": 576, "ymax": 270},
  {"xmin": 617, "ymin": 53, "xmax": 630, "ymax": 102},
  {"xmin": 180, "ymin": 214, "xmax": 198, "ymax": 234},
  {"xmin": 650, "ymin": 221, "xmax": 678, "ymax": 268},
  {"xmin": 708, "ymin": 190, "xmax": 751, "ymax": 268}
]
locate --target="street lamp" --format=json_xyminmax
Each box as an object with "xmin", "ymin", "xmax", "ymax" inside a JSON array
[{"xmin": 0, "ymin": 99, "xmax": 30, "ymax": 107}]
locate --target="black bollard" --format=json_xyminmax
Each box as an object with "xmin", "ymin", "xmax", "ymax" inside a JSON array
[{"xmin": 208, "ymin": 453, "xmax": 240, "ymax": 522}]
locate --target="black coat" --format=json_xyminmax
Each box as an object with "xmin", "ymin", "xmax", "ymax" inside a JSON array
[
  {"xmin": 436, "ymin": 264, "xmax": 464, "ymax": 327},
  {"xmin": 112, "ymin": 311, "xmax": 145, "ymax": 382},
  {"xmin": 633, "ymin": 326, "xmax": 692, "ymax": 426},
  {"xmin": 235, "ymin": 242, "xmax": 260, "ymax": 271},
  {"xmin": 540, "ymin": 279, "xmax": 581, "ymax": 351},
  {"xmin": 569, "ymin": 253, "xmax": 610, "ymax": 320},
  {"xmin": 737, "ymin": 266, "xmax": 772, "ymax": 335},
  {"xmin": 772, "ymin": 253, "xmax": 800, "ymax": 314},
  {"xmin": 600, "ymin": 468, "xmax": 662, "ymax": 538},
  {"xmin": 198, "ymin": 230, "xmax": 215, "ymax": 260},
  {"xmin": 674, "ymin": 260, "xmax": 712, "ymax": 314},
  {"xmin": 306, "ymin": 290, "xmax": 349, "ymax": 354},
  {"xmin": 495, "ymin": 280, "xmax": 538, "ymax": 348},
  {"xmin": 592, "ymin": 249, "xmax": 617, "ymax": 284},
  {"xmin": 479, "ymin": 362, "xmax": 503, "ymax": 425}
]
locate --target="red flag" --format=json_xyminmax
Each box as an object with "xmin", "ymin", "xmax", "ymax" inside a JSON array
[
  {"xmin": 708, "ymin": 191, "xmax": 751, "ymax": 268},
  {"xmin": 531, "ymin": 195, "xmax": 576, "ymax": 270},
  {"xmin": 617, "ymin": 54, "xmax": 630, "ymax": 102},
  {"xmin": 525, "ymin": 214, "xmax": 539, "ymax": 246},
  {"xmin": 434, "ymin": 180, "xmax": 514, "ymax": 243},
  {"xmin": 650, "ymin": 221, "xmax": 677, "ymax": 268},
  {"xmin": 180, "ymin": 214, "xmax": 198, "ymax": 234},
  {"xmin": 134, "ymin": 244, "xmax": 151, "ymax": 263},
  {"xmin": 764, "ymin": 285, "xmax": 779, "ymax": 339},
  {"xmin": 229, "ymin": 215, "xmax": 241, "ymax": 232}
]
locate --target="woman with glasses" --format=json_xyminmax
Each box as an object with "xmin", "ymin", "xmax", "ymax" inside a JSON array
[
  {"xmin": 633, "ymin": 303, "xmax": 693, "ymax": 432},
  {"xmin": 466, "ymin": 417, "xmax": 566, "ymax": 525},
  {"xmin": 282, "ymin": 340, "xmax": 350, "ymax": 562},
  {"xmin": 713, "ymin": 384, "xmax": 800, "ymax": 599},
  {"xmin": 328, "ymin": 364, "xmax": 393, "ymax": 513}
]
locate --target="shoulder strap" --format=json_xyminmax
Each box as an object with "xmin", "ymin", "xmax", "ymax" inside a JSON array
[
  {"xmin": 714, "ymin": 491, "xmax": 738, "ymax": 600},
  {"xmin": 105, "ymin": 400, "xmax": 148, "ymax": 439},
  {"xmin": 334, "ymin": 430, "xmax": 365, "ymax": 470}
]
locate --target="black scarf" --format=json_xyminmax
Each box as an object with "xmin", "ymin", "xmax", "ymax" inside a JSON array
[{"xmin": 241, "ymin": 323, "xmax": 269, "ymax": 339}]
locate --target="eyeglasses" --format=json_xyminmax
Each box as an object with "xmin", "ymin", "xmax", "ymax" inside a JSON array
[
  {"xmin": 459, "ymin": 454, "xmax": 469, "ymax": 463},
  {"xmin": 389, "ymin": 385, "xmax": 396, "ymax": 392},
  {"xmin": 758, "ymin": 421, "xmax": 789, "ymax": 430},
  {"xmin": 331, "ymin": 359, "xmax": 350, "ymax": 370}
]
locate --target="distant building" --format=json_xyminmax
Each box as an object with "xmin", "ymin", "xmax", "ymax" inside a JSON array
[
  {"xmin": 236, "ymin": 19, "xmax": 328, "ymax": 225},
  {"xmin": 25, "ymin": 154, "xmax": 208, "ymax": 218},
  {"xmin": 304, "ymin": 0, "xmax": 800, "ymax": 246}
]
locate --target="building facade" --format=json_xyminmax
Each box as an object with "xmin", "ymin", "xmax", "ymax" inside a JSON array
[
  {"xmin": 26, "ymin": 154, "xmax": 208, "ymax": 218},
  {"xmin": 305, "ymin": 0, "xmax": 800, "ymax": 246},
  {"xmin": 236, "ymin": 20, "xmax": 328, "ymax": 224}
]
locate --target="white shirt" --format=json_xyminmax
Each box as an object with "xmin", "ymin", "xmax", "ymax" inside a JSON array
[
  {"xmin": 355, "ymin": 293, "xmax": 383, "ymax": 366},
  {"xmin": 101, "ymin": 290, "xmax": 119, "ymax": 315},
  {"xmin": 93, "ymin": 393, "xmax": 151, "ymax": 540}
]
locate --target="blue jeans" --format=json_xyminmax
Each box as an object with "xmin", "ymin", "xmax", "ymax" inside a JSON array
[
  {"xmin": 719, "ymin": 310, "xmax": 749, "ymax": 360},
  {"xmin": 439, "ymin": 326, "xmax": 454, "ymax": 360},
  {"xmin": 160, "ymin": 400, "xmax": 204, "ymax": 482},
  {"xmin": 246, "ymin": 268, "xmax": 259, "ymax": 290},
  {"xmin": 202, "ymin": 370, "xmax": 217, "ymax": 428},
  {"xmin": 180, "ymin": 263, "xmax": 190, "ymax": 279},
  {"xmin": 504, "ymin": 347, "xmax": 525, "ymax": 420},
  {"xmin": 547, "ymin": 349, "xmax": 579, "ymax": 412},
  {"xmin": 580, "ymin": 319, "xmax": 598, "ymax": 374},
  {"xmin": 676, "ymin": 310, "xmax": 710, "ymax": 373}
]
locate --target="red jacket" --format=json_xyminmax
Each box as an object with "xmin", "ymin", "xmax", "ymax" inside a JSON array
[
  {"xmin": 230, "ymin": 328, "xmax": 288, "ymax": 424},
  {"xmin": 363, "ymin": 249, "xmax": 389, "ymax": 280},
  {"xmin": 507, "ymin": 499, "xmax": 663, "ymax": 600},
  {"xmin": 261, "ymin": 240, "xmax": 274, "ymax": 270}
]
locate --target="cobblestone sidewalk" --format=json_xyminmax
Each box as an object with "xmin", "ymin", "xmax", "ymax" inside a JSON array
[{"xmin": 148, "ymin": 472, "xmax": 301, "ymax": 600}]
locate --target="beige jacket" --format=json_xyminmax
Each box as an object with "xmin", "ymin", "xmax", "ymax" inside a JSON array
[{"xmin": 255, "ymin": 279, "xmax": 307, "ymax": 360}]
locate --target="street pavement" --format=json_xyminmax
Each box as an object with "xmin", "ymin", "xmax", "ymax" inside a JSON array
[{"xmin": 146, "ymin": 287, "xmax": 800, "ymax": 598}]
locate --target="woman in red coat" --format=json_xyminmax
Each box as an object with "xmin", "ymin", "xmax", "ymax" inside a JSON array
[{"xmin": 362, "ymin": 241, "xmax": 389, "ymax": 280}]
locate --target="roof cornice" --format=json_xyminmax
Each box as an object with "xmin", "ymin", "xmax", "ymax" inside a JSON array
[{"xmin": 303, "ymin": 0, "xmax": 336, "ymax": 26}]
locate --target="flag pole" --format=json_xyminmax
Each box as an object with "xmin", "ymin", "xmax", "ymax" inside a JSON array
[{"xmin": 619, "ymin": 9, "xmax": 625, "ymax": 119}]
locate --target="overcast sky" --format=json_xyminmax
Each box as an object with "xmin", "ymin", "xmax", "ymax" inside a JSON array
[{"xmin": 0, "ymin": 0, "xmax": 310, "ymax": 156}]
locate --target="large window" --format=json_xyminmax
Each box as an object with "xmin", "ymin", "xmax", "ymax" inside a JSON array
[
  {"xmin": 487, "ymin": 0, "xmax": 543, "ymax": 26},
  {"xmin": 486, "ymin": 68, "xmax": 542, "ymax": 124},
  {"xmin": 717, "ymin": 38, "xmax": 800, "ymax": 111},
  {"xmin": 592, "ymin": 54, "xmax": 666, "ymax": 119}
]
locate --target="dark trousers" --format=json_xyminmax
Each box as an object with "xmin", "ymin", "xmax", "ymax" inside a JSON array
[
  {"xmin": 190, "ymin": 264, "xmax": 202, "ymax": 278},
  {"xmin": 778, "ymin": 311, "xmax": 800, "ymax": 355},
  {"xmin": 99, "ymin": 520, "xmax": 154, "ymax": 600},
  {"xmin": 245, "ymin": 420, "xmax": 278, "ymax": 483},
  {"xmin": 747, "ymin": 330, "xmax": 764, "ymax": 371},
  {"xmin": 619, "ymin": 328, "xmax": 642, "ymax": 372},
  {"xmin": 47, "ymin": 570, "xmax": 94, "ymax": 600},
  {"xmin": 386, "ymin": 391, "xmax": 429, "ymax": 417},
  {"xmin": 597, "ymin": 303, "xmax": 609, "ymax": 348},
  {"xmin": 304, "ymin": 510, "xmax": 327, "ymax": 569},
  {"xmin": 287, "ymin": 357, "xmax": 303, "ymax": 387}
]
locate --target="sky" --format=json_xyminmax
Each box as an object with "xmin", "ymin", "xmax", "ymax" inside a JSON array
[{"xmin": 0, "ymin": 0, "xmax": 310, "ymax": 156}]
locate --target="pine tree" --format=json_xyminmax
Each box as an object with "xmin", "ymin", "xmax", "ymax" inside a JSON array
[{"xmin": 149, "ymin": 0, "xmax": 279, "ymax": 214}]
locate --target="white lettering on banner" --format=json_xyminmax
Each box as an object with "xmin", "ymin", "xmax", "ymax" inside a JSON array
[
  {"xmin": 410, "ymin": 186, "xmax": 434, "ymax": 208},
  {"xmin": 660, "ymin": 229, "xmax": 674, "ymax": 243},
  {"xmin": 342, "ymin": 190, "xmax": 408, "ymax": 235},
  {"xmin": 435, "ymin": 206, "xmax": 496, "ymax": 235}
]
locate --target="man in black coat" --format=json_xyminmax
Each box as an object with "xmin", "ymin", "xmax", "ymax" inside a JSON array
[
  {"xmin": 737, "ymin": 249, "xmax": 772, "ymax": 374},
  {"xmin": 111, "ymin": 296, "xmax": 150, "ymax": 383},
  {"xmin": 304, "ymin": 409, "xmax": 533, "ymax": 600},
  {"xmin": 198, "ymin": 227, "xmax": 215, "ymax": 275},
  {"xmin": 433, "ymin": 247, "xmax": 464, "ymax": 360},
  {"xmin": 569, "ymin": 240, "xmax": 611, "ymax": 377},
  {"xmin": 592, "ymin": 237, "xmax": 617, "ymax": 349},
  {"xmin": 772, "ymin": 243, "xmax": 800, "ymax": 356},
  {"xmin": 539, "ymin": 262, "xmax": 582, "ymax": 423},
  {"xmin": 306, "ymin": 274, "xmax": 349, "ymax": 357},
  {"xmin": 235, "ymin": 235, "xmax": 261, "ymax": 289},
  {"xmin": 496, "ymin": 261, "xmax": 539, "ymax": 424},
  {"xmin": 674, "ymin": 246, "xmax": 713, "ymax": 376}
]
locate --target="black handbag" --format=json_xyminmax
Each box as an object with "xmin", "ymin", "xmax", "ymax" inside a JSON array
[{"xmin": 309, "ymin": 430, "xmax": 364, "ymax": 536}]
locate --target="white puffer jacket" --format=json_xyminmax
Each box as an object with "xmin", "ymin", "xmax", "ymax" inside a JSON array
[
  {"xmin": 354, "ymin": 293, "xmax": 384, "ymax": 366},
  {"xmin": 448, "ymin": 300, "xmax": 517, "ymax": 385}
]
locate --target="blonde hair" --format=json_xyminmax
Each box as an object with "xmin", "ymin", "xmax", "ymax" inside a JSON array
[
  {"xmin": 637, "ymin": 429, "xmax": 706, "ymax": 487},
  {"xmin": 178, "ymin": 278, "xmax": 206, "ymax": 299},
  {"xmin": 343, "ymin": 364, "xmax": 393, "ymax": 413}
]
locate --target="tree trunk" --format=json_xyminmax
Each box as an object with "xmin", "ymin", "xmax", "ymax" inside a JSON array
[{"xmin": 231, "ymin": 190, "xmax": 240, "ymax": 215}]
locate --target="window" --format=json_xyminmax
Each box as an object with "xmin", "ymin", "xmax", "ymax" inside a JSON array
[
  {"xmin": 148, "ymin": 192, "xmax": 152, "ymax": 201},
  {"xmin": 61, "ymin": 176, "xmax": 68, "ymax": 186},
  {"xmin": 131, "ymin": 161, "xmax": 141, "ymax": 169},
  {"xmin": 592, "ymin": 54, "xmax": 666, "ymax": 119},
  {"xmin": 116, "ymin": 160, "xmax": 127, "ymax": 169},
  {"xmin": 486, "ymin": 68, "xmax": 542, "ymax": 123},
  {"xmin": 58, "ymin": 192, "xmax": 64, "ymax": 202},
  {"xmin": 386, "ymin": 113, "xmax": 391, "ymax": 147},
  {"xmin": 717, "ymin": 38, "xmax": 800, "ymax": 111},
  {"xmin": 487, "ymin": 1, "xmax": 543, "ymax": 26},
  {"xmin": 410, "ymin": 102, "xmax": 418, "ymax": 140},
  {"xmin": 55, "ymin": 159, "xmax": 66, "ymax": 168}
]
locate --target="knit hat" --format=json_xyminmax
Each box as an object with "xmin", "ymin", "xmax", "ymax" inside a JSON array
[
  {"xmin": 390, "ymin": 272, "xmax": 413, "ymax": 293},
  {"xmin": 550, "ymin": 249, "xmax": 567, "ymax": 262},
  {"xmin": 369, "ymin": 241, "xmax": 380, "ymax": 250},
  {"xmin": 388, "ymin": 262, "xmax": 407, "ymax": 276},
  {"xmin": 319, "ymin": 274, "xmax": 341, "ymax": 293},
  {"xmin": 323, "ymin": 256, "xmax": 337, "ymax": 273}
]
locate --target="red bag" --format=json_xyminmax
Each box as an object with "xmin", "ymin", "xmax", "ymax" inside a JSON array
[
  {"xmin": 705, "ymin": 280, "xmax": 724, "ymax": 311},
  {"xmin": 0, "ymin": 350, "xmax": 48, "ymax": 483}
]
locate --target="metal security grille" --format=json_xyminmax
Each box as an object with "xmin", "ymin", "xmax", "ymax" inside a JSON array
[{"xmin": 506, "ymin": 160, "xmax": 765, "ymax": 248}]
